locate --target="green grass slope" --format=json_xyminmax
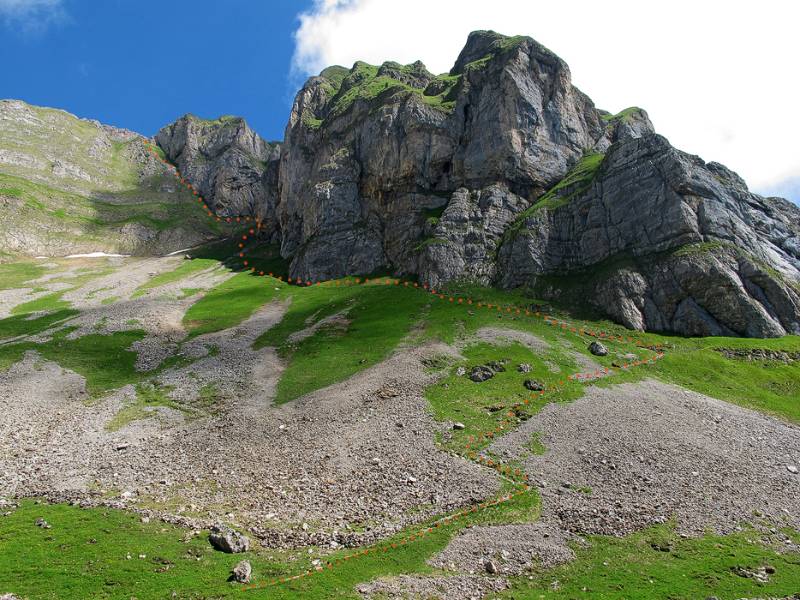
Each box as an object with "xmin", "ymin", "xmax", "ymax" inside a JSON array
[
  {"xmin": 0, "ymin": 100, "xmax": 226, "ymax": 256},
  {"xmin": 0, "ymin": 250, "xmax": 799, "ymax": 599}
]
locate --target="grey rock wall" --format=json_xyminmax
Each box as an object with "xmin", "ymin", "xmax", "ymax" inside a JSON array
[
  {"xmin": 150, "ymin": 31, "xmax": 800, "ymax": 337},
  {"xmin": 155, "ymin": 115, "xmax": 280, "ymax": 238}
]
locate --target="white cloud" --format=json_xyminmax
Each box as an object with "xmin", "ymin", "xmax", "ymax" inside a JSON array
[
  {"xmin": 758, "ymin": 176, "xmax": 800, "ymax": 206},
  {"xmin": 292, "ymin": 0, "xmax": 800, "ymax": 192},
  {"xmin": 0, "ymin": 0, "xmax": 66, "ymax": 34}
]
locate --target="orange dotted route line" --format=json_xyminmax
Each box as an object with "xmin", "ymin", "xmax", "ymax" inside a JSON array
[
  {"xmin": 143, "ymin": 141, "xmax": 260, "ymax": 233},
  {"xmin": 142, "ymin": 141, "xmax": 666, "ymax": 592},
  {"xmin": 237, "ymin": 350, "xmax": 662, "ymax": 593},
  {"xmin": 239, "ymin": 484, "xmax": 530, "ymax": 592},
  {"xmin": 145, "ymin": 140, "xmax": 662, "ymax": 352}
]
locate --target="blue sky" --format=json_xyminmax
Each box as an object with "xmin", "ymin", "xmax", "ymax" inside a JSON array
[
  {"xmin": 0, "ymin": 0, "xmax": 312, "ymax": 141},
  {"xmin": 1, "ymin": 0, "xmax": 798, "ymax": 203}
]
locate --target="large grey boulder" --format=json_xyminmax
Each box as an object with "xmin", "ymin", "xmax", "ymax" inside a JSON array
[
  {"xmin": 231, "ymin": 559, "xmax": 252, "ymax": 583},
  {"xmin": 589, "ymin": 342, "xmax": 608, "ymax": 357},
  {"xmin": 208, "ymin": 525, "xmax": 250, "ymax": 553}
]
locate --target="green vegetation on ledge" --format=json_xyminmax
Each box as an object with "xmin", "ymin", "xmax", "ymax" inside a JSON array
[
  {"xmin": 309, "ymin": 60, "xmax": 461, "ymax": 129},
  {"xmin": 459, "ymin": 34, "xmax": 529, "ymax": 74},
  {"xmin": 532, "ymin": 151, "xmax": 605, "ymax": 212},
  {"xmin": 503, "ymin": 151, "xmax": 605, "ymax": 242},
  {"xmin": 601, "ymin": 106, "xmax": 645, "ymax": 123}
]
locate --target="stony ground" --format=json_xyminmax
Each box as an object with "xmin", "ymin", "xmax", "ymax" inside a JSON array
[
  {"xmin": 490, "ymin": 379, "xmax": 800, "ymax": 540},
  {"xmin": 0, "ymin": 258, "xmax": 499, "ymax": 552},
  {"xmin": 1, "ymin": 256, "xmax": 800, "ymax": 599},
  {"xmin": 359, "ymin": 378, "xmax": 800, "ymax": 598}
]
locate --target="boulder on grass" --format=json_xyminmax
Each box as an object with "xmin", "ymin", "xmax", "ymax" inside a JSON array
[
  {"xmin": 231, "ymin": 559, "xmax": 252, "ymax": 583},
  {"xmin": 209, "ymin": 525, "xmax": 250, "ymax": 553},
  {"xmin": 470, "ymin": 365, "xmax": 494, "ymax": 382},
  {"xmin": 589, "ymin": 341, "xmax": 608, "ymax": 356}
]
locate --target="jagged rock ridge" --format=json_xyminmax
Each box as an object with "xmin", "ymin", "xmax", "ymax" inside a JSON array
[
  {"xmin": 154, "ymin": 115, "xmax": 281, "ymax": 239},
  {"xmin": 267, "ymin": 30, "xmax": 799, "ymax": 338}
]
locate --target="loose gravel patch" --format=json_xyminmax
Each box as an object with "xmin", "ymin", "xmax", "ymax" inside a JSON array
[
  {"xmin": 490, "ymin": 379, "xmax": 800, "ymax": 537},
  {"xmin": 472, "ymin": 327, "xmax": 550, "ymax": 352},
  {"xmin": 1, "ymin": 297, "xmax": 500, "ymax": 550},
  {"xmin": 430, "ymin": 522, "xmax": 575, "ymax": 575},
  {"xmin": 356, "ymin": 573, "xmax": 508, "ymax": 599}
]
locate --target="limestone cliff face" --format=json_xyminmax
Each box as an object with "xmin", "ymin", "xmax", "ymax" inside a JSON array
[
  {"xmin": 155, "ymin": 115, "xmax": 281, "ymax": 238},
  {"xmin": 277, "ymin": 31, "xmax": 607, "ymax": 279},
  {"xmin": 272, "ymin": 30, "xmax": 800, "ymax": 337}
]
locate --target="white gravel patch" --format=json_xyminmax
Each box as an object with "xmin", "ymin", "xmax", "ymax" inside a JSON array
[
  {"xmin": 429, "ymin": 522, "xmax": 576, "ymax": 575},
  {"xmin": 357, "ymin": 573, "xmax": 508, "ymax": 599},
  {"xmin": 64, "ymin": 252, "xmax": 130, "ymax": 258}
]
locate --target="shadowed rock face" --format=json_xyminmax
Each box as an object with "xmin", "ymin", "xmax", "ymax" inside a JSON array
[
  {"xmin": 155, "ymin": 115, "xmax": 281, "ymax": 238},
  {"xmin": 268, "ymin": 29, "xmax": 799, "ymax": 338}
]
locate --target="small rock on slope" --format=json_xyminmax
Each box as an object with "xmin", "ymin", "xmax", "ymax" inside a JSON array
[{"xmin": 231, "ymin": 559, "xmax": 252, "ymax": 583}]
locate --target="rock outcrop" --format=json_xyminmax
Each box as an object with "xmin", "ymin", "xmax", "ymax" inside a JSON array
[
  {"xmin": 276, "ymin": 31, "xmax": 607, "ymax": 280},
  {"xmin": 497, "ymin": 134, "xmax": 800, "ymax": 337},
  {"xmin": 2, "ymin": 30, "xmax": 798, "ymax": 338},
  {"xmin": 155, "ymin": 115, "xmax": 280, "ymax": 237},
  {"xmin": 208, "ymin": 524, "xmax": 250, "ymax": 553},
  {"xmin": 271, "ymin": 30, "xmax": 800, "ymax": 337}
]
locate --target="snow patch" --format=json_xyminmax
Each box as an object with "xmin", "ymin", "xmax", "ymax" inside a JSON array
[{"xmin": 64, "ymin": 252, "xmax": 130, "ymax": 258}]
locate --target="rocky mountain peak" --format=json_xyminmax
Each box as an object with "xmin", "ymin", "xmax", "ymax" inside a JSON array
[
  {"xmin": 376, "ymin": 60, "xmax": 434, "ymax": 89},
  {"xmin": 450, "ymin": 30, "xmax": 567, "ymax": 76},
  {"xmin": 155, "ymin": 114, "xmax": 280, "ymax": 227},
  {"xmin": 268, "ymin": 30, "xmax": 800, "ymax": 337},
  {"xmin": 451, "ymin": 30, "xmax": 517, "ymax": 73}
]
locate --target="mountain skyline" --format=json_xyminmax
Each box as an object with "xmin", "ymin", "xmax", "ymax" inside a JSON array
[
  {"xmin": 1, "ymin": 9, "xmax": 799, "ymax": 599},
  {"xmin": 1, "ymin": 0, "xmax": 799, "ymax": 203}
]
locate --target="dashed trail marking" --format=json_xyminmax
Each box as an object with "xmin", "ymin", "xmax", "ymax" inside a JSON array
[{"xmin": 143, "ymin": 140, "xmax": 666, "ymax": 593}]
